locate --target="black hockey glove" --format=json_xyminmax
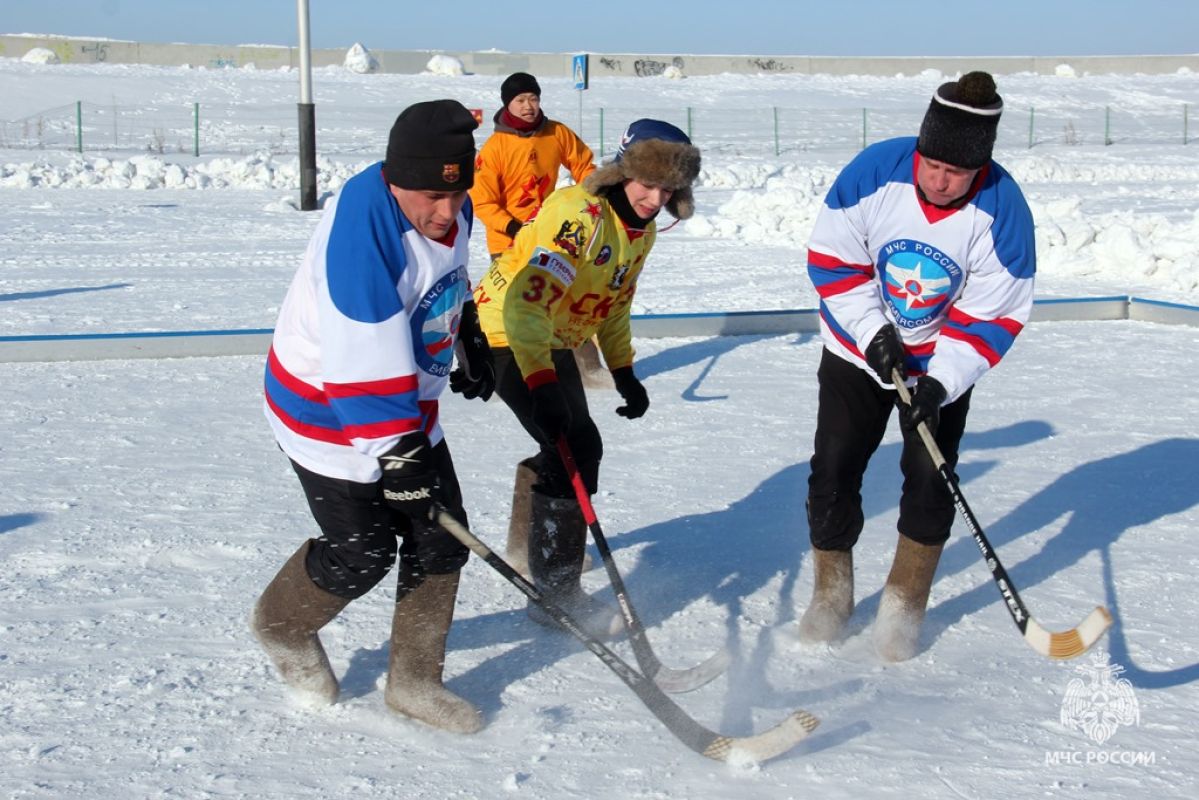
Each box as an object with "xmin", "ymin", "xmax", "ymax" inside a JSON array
[
  {"xmin": 504, "ymin": 219, "xmax": 523, "ymax": 239},
  {"xmin": 864, "ymin": 325, "xmax": 906, "ymax": 385},
  {"xmin": 379, "ymin": 431, "xmax": 439, "ymax": 522},
  {"xmin": 530, "ymin": 381, "xmax": 572, "ymax": 442},
  {"xmin": 449, "ymin": 300, "xmax": 495, "ymax": 402},
  {"xmin": 898, "ymin": 376, "xmax": 947, "ymax": 436},
  {"xmin": 611, "ymin": 366, "xmax": 649, "ymax": 419}
]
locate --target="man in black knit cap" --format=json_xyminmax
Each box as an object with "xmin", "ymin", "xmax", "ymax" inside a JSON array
[
  {"xmin": 252, "ymin": 99, "xmax": 494, "ymax": 733},
  {"xmin": 800, "ymin": 72, "xmax": 1036, "ymax": 661}
]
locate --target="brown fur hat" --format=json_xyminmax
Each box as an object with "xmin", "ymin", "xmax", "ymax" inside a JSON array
[{"xmin": 583, "ymin": 119, "xmax": 702, "ymax": 219}]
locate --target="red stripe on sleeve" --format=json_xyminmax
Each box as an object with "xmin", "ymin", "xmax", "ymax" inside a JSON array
[
  {"xmin": 807, "ymin": 248, "xmax": 874, "ymax": 274},
  {"xmin": 525, "ymin": 369, "xmax": 558, "ymax": 390},
  {"xmin": 268, "ymin": 347, "xmax": 328, "ymax": 404},
  {"xmin": 325, "ymin": 373, "xmax": 420, "ymax": 399}
]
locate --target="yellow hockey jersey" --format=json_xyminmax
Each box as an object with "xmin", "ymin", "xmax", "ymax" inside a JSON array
[{"xmin": 475, "ymin": 182, "xmax": 656, "ymax": 385}]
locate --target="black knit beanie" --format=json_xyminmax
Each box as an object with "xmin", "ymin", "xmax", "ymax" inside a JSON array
[
  {"xmin": 917, "ymin": 71, "xmax": 1003, "ymax": 170},
  {"xmin": 501, "ymin": 72, "xmax": 541, "ymax": 107},
  {"xmin": 383, "ymin": 99, "xmax": 478, "ymax": 191}
]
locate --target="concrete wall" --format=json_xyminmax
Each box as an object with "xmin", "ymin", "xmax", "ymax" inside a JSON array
[{"xmin": 3, "ymin": 35, "xmax": 1196, "ymax": 76}]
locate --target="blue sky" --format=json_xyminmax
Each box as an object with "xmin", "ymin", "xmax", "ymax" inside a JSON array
[{"xmin": 4, "ymin": 0, "xmax": 1197, "ymax": 57}]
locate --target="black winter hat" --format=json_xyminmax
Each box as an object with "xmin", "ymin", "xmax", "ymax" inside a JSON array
[
  {"xmin": 501, "ymin": 72, "xmax": 542, "ymax": 107},
  {"xmin": 917, "ymin": 71, "xmax": 1003, "ymax": 170},
  {"xmin": 383, "ymin": 99, "xmax": 478, "ymax": 191}
]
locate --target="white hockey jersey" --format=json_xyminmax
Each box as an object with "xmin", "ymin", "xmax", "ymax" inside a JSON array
[
  {"xmin": 806, "ymin": 137, "xmax": 1035, "ymax": 402},
  {"xmin": 264, "ymin": 163, "xmax": 473, "ymax": 482}
]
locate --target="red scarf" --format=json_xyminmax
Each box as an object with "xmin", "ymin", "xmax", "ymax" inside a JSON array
[{"xmin": 500, "ymin": 108, "xmax": 544, "ymax": 133}]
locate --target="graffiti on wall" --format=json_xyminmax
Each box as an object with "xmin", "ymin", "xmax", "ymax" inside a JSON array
[
  {"xmin": 80, "ymin": 42, "xmax": 109, "ymax": 62},
  {"xmin": 633, "ymin": 56, "xmax": 684, "ymax": 77},
  {"xmin": 749, "ymin": 58, "xmax": 793, "ymax": 72}
]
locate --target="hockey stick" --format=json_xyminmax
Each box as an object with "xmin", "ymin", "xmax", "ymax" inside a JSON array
[
  {"xmin": 557, "ymin": 438, "xmax": 731, "ymax": 693},
  {"xmin": 435, "ymin": 507, "xmax": 818, "ymax": 763},
  {"xmin": 892, "ymin": 370, "xmax": 1112, "ymax": 659}
]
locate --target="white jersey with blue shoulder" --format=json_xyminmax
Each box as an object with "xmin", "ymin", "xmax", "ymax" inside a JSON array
[
  {"xmin": 264, "ymin": 162, "xmax": 474, "ymax": 482},
  {"xmin": 806, "ymin": 136, "xmax": 1035, "ymax": 402}
]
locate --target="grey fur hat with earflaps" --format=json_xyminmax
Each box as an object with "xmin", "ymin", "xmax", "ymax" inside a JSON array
[{"xmin": 583, "ymin": 119, "xmax": 701, "ymax": 220}]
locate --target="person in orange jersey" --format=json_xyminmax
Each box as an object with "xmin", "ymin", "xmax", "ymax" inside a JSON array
[{"xmin": 471, "ymin": 72, "xmax": 595, "ymax": 259}]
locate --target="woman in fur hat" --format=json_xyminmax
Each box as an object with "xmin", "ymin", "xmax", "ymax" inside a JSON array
[{"xmin": 470, "ymin": 119, "xmax": 701, "ymax": 637}]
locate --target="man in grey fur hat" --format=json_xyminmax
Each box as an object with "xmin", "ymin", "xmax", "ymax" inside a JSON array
[{"xmin": 472, "ymin": 119, "xmax": 701, "ymax": 637}]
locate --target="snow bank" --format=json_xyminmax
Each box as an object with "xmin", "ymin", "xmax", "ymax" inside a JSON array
[
  {"xmin": 3, "ymin": 145, "xmax": 1197, "ymax": 296},
  {"xmin": 343, "ymin": 43, "xmax": 379, "ymax": 75},
  {"xmin": 425, "ymin": 54, "xmax": 465, "ymax": 76},
  {"xmin": 20, "ymin": 47, "xmax": 59, "ymax": 65},
  {"xmin": 684, "ymin": 159, "xmax": 1199, "ymax": 298},
  {"xmin": 0, "ymin": 153, "xmax": 365, "ymax": 192}
]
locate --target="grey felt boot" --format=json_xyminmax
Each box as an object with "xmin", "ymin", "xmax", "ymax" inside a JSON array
[
  {"xmin": 798, "ymin": 548, "xmax": 854, "ymax": 643},
  {"xmin": 873, "ymin": 534, "xmax": 944, "ymax": 662},
  {"xmin": 384, "ymin": 571, "xmax": 483, "ymax": 733},
  {"xmin": 250, "ymin": 540, "xmax": 350, "ymax": 706},
  {"xmin": 503, "ymin": 457, "xmax": 540, "ymax": 580}
]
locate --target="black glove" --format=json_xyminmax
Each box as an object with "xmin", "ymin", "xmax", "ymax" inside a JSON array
[
  {"xmin": 449, "ymin": 300, "xmax": 495, "ymax": 401},
  {"xmin": 898, "ymin": 376, "xmax": 947, "ymax": 435},
  {"xmin": 379, "ymin": 431, "xmax": 439, "ymax": 522},
  {"xmin": 864, "ymin": 325, "xmax": 906, "ymax": 385},
  {"xmin": 504, "ymin": 219, "xmax": 523, "ymax": 239},
  {"xmin": 530, "ymin": 381, "xmax": 571, "ymax": 442},
  {"xmin": 611, "ymin": 366, "xmax": 649, "ymax": 419}
]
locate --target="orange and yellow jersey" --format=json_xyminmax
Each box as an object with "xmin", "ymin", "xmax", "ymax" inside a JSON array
[
  {"xmin": 470, "ymin": 113, "xmax": 595, "ymax": 255},
  {"xmin": 474, "ymin": 182, "xmax": 656, "ymax": 386}
]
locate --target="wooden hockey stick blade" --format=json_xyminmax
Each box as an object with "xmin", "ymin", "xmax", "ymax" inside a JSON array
[
  {"xmin": 650, "ymin": 647, "xmax": 732, "ymax": 694},
  {"xmin": 702, "ymin": 709, "xmax": 821, "ymax": 764},
  {"xmin": 1023, "ymin": 606, "xmax": 1113, "ymax": 660},
  {"xmin": 435, "ymin": 508, "xmax": 819, "ymax": 763}
]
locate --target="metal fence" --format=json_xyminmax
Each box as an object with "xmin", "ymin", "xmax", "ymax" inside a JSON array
[{"xmin": 1, "ymin": 100, "xmax": 1193, "ymax": 158}]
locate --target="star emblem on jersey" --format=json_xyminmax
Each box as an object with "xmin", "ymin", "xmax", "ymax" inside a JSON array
[
  {"xmin": 583, "ymin": 201, "xmax": 602, "ymax": 221},
  {"xmin": 888, "ymin": 260, "xmax": 952, "ymax": 313},
  {"xmin": 880, "ymin": 240, "xmax": 963, "ymax": 327},
  {"xmin": 516, "ymin": 174, "xmax": 551, "ymax": 208}
]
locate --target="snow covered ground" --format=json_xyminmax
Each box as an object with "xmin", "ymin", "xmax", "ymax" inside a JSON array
[{"xmin": 1, "ymin": 55, "xmax": 1197, "ymax": 798}]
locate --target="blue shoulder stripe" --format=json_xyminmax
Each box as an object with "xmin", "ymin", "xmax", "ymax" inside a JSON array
[
  {"xmin": 326, "ymin": 163, "xmax": 409, "ymax": 323},
  {"xmin": 824, "ymin": 137, "xmax": 916, "ymax": 210},
  {"xmin": 462, "ymin": 194, "xmax": 474, "ymax": 237},
  {"xmin": 972, "ymin": 164, "xmax": 1036, "ymax": 279}
]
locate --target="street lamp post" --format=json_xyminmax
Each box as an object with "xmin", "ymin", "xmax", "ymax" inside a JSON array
[{"xmin": 296, "ymin": 0, "xmax": 317, "ymax": 211}]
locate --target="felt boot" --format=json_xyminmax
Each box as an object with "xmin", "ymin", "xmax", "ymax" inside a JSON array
[
  {"xmin": 503, "ymin": 457, "xmax": 540, "ymax": 580},
  {"xmin": 798, "ymin": 548, "xmax": 854, "ymax": 643},
  {"xmin": 526, "ymin": 490, "xmax": 622, "ymax": 639},
  {"xmin": 384, "ymin": 571, "xmax": 483, "ymax": 733},
  {"xmin": 874, "ymin": 535, "xmax": 944, "ymax": 662},
  {"xmin": 250, "ymin": 540, "xmax": 350, "ymax": 705}
]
